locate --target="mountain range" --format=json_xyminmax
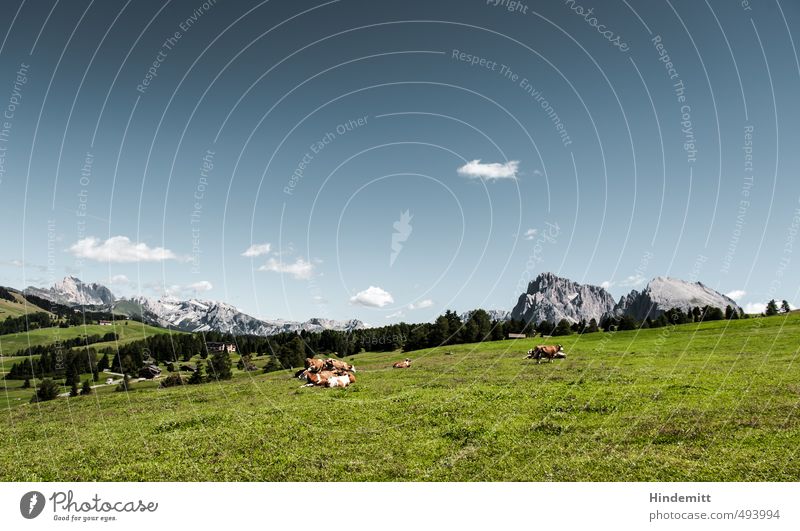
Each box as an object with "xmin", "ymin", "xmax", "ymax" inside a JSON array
[
  {"xmin": 22, "ymin": 276, "xmax": 367, "ymax": 336},
  {"xmin": 13, "ymin": 272, "xmax": 742, "ymax": 336},
  {"xmin": 511, "ymin": 272, "xmax": 741, "ymax": 324}
]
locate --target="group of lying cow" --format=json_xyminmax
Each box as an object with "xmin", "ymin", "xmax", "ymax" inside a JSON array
[
  {"xmin": 524, "ymin": 344, "xmax": 567, "ymax": 363},
  {"xmin": 295, "ymin": 356, "xmax": 414, "ymax": 388},
  {"xmin": 296, "ymin": 357, "xmax": 357, "ymax": 388}
]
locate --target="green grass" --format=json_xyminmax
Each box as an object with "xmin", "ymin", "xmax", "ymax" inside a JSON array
[
  {"xmin": 0, "ymin": 321, "xmax": 176, "ymax": 355},
  {"xmin": 0, "ymin": 292, "xmax": 47, "ymax": 318},
  {"xmin": 2, "ymin": 314, "xmax": 800, "ymax": 481}
]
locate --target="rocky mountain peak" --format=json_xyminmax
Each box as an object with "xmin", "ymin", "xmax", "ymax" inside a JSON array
[{"xmin": 510, "ymin": 272, "xmax": 617, "ymax": 324}]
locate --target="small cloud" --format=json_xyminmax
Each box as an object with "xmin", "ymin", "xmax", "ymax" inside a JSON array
[
  {"xmin": 386, "ymin": 310, "xmax": 405, "ymax": 319},
  {"xmin": 69, "ymin": 236, "xmax": 176, "ymax": 263},
  {"xmin": 242, "ymin": 243, "xmax": 271, "ymax": 257},
  {"xmin": 533, "ymin": 169, "xmax": 542, "ymax": 176},
  {"xmin": 744, "ymin": 302, "xmax": 766, "ymax": 314},
  {"xmin": 1, "ymin": 259, "xmax": 47, "ymax": 271},
  {"xmin": 163, "ymin": 280, "xmax": 214, "ymax": 298},
  {"xmin": 408, "ymin": 299, "xmax": 434, "ymax": 310},
  {"xmin": 523, "ymin": 229, "xmax": 538, "ymax": 240},
  {"xmin": 457, "ymin": 159, "xmax": 519, "ymax": 180},
  {"xmin": 312, "ymin": 295, "xmax": 328, "ymax": 305},
  {"xmin": 109, "ymin": 274, "xmax": 129, "ymax": 285},
  {"xmin": 619, "ymin": 274, "xmax": 646, "ymax": 288},
  {"xmin": 602, "ymin": 275, "xmax": 646, "ymax": 290},
  {"xmin": 187, "ymin": 280, "xmax": 213, "ymax": 292},
  {"xmin": 259, "ymin": 257, "xmax": 314, "ymax": 280},
  {"xmin": 725, "ymin": 290, "xmax": 746, "ymax": 301},
  {"xmin": 350, "ymin": 286, "xmax": 394, "ymax": 308}
]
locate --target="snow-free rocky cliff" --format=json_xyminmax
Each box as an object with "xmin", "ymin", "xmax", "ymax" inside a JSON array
[
  {"xmin": 613, "ymin": 276, "xmax": 742, "ymax": 321},
  {"xmin": 24, "ymin": 276, "xmax": 115, "ymax": 306},
  {"xmin": 510, "ymin": 272, "xmax": 617, "ymax": 324},
  {"xmin": 511, "ymin": 273, "xmax": 742, "ymax": 324},
  {"xmin": 24, "ymin": 277, "xmax": 366, "ymax": 336}
]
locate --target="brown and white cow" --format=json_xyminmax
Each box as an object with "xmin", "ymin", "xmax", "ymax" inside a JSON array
[
  {"xmin": 324, "ymin": 358, "xmax": 355, "ymax": 373},
  {"xmin": 305, "ymin": 357, "xmax": 326, "ymax": 373},
  {"xmin": 327, "ymin": 372, "xmax": 356, "ymax": 388},
  {"xmin": 303, "ymin": 370, "xmax": 337, "ymax": 387},
  {"xmin": 531, "ymin": 345, "xmax": 567, "ymax": 364},
  {"xmin": 392, "ymin": 358, "xmax": 412, "ymax": 369},
  {"xmin": 525, "ymin": 344, "xmax": 566, "ymax": 363}
]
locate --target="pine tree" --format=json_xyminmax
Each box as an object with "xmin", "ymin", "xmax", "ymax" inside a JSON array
[
  {"xmin": 22, "ymin": 378, "xmax": 30, "ymax": 389},
  {"xmin": 30, "ymin": 378, "xmax": 59, "ymax": 403},
  {"xmin": 781, "ymin": 300, "xmax": 791, "ymax": 313},
  {"xmin": 188, "ymin": 363, "xmax": 204, "ymax": 385},
  {"xmin": 766, "ymin": 299, "xmax": 779, "ymax": 316},
  {"xmin": 80, "ymin": 379, "xmax": 92, "ymax": 395}
]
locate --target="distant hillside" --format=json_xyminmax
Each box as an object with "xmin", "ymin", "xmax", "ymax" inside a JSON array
[
  {"xmin": 0, "ymin": 320, "xmax": 176, "ymax": 356},
  {"xmin": 0, "ymin": 286, "xmax": 49, "ymax": 318}
]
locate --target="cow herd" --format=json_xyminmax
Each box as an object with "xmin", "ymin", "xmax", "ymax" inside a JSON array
[
  {"xmin": 295, "ymin": 344, "xmax": 565, "ymax": 389},
  {"xmin": 296, "ymin": 357, "xmax": 358, "ymax": 388}
]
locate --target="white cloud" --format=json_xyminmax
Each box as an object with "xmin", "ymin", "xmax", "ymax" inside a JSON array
[
  {"xmin": 725, "ymin": 290, "xmax": 746, "ymax": 301},
  {"xmin": 242, "ymin": 243, "xmax": 271, "ymax": 257},
  {"xmin": 523, "ymin": 228, "xmax": 538, "ymax": 240},
  {"xmin": 744, "ymin": 302, "xmax": 766, "ymax": 314},
  {"xmin": 109, "ymin": 274, "xmax": 129, "ymax": 285},
  {"xmin": 312, "ymin": 295, "xmax": 328, "ymax": 305},
  {"xmin": 350, "ymin": 286, "xmax": 394, "ymax": 308},
  {"xmin": 457, "ymin": 159, "xmax": 519, "ymax": 180},
  {"xmin": 187, "ymin": 280, "xmax": 213, "ymax": 292},
  {"xmin": 386, "ymin": 310, "xmax": 405, "ymax": 319},
  {"xmin": 619, "ymin": 274, "xmax": 646, "ymax": 288},
  {"xmin": 69, "ymin": 236, "xmax": 176, "ymax": 263},
  {"xmin": 601, "ymin": 275, "xmax": 646, "ymax": 290},
  {"xmin": 408, "ymin": 299, "xmax": 434, "ymax": 310},
  {"xmin": 259, "ymin": 257, "xmax": 314, "ymax": 280}
]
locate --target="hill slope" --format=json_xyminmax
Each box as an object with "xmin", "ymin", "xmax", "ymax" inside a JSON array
[
  {"xmin": 0, "ymin": 321, "xmax": 176, "ymax": 355},
  {"xmin": 2, "ymin": 313, "xmax": 799, "ymax": 481},
  {"xmin": 0, "ymin": 288, "xmax": 48, "ymax": 318}
]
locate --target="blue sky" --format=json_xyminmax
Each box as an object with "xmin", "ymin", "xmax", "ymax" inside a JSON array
[{"xmin": 1, "ymin": 0, "xmax": 799, "ymax": 322}]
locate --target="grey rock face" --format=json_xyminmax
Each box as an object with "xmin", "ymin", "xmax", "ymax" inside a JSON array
[
  {"xmin": 24, "ymin": 276, "xmax": 116, "ymax": 306},
  {"xmin": 613, "ymin": 277, "xmax": 742, "ymax": 321},
  {"xmin": 510, "ymin": 272, "xmax": 617, "ymax": 324}
]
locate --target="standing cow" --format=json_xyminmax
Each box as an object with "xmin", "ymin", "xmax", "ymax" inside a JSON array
[{"xmin": 524, "ymin": 344, "xmax": 566, "ymax": 363}]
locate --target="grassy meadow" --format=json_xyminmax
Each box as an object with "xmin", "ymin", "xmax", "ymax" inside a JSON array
[
  {"xmin": 0, "ymin": 292, "xmax": 47, "ymax": 318},
  {"xmin": 1, "ymin": 313, "xmax": 799, "ymax": 481},
  {"xmin": 0, "ymin": 321, "xmax": 174, "ymax": 356}
]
